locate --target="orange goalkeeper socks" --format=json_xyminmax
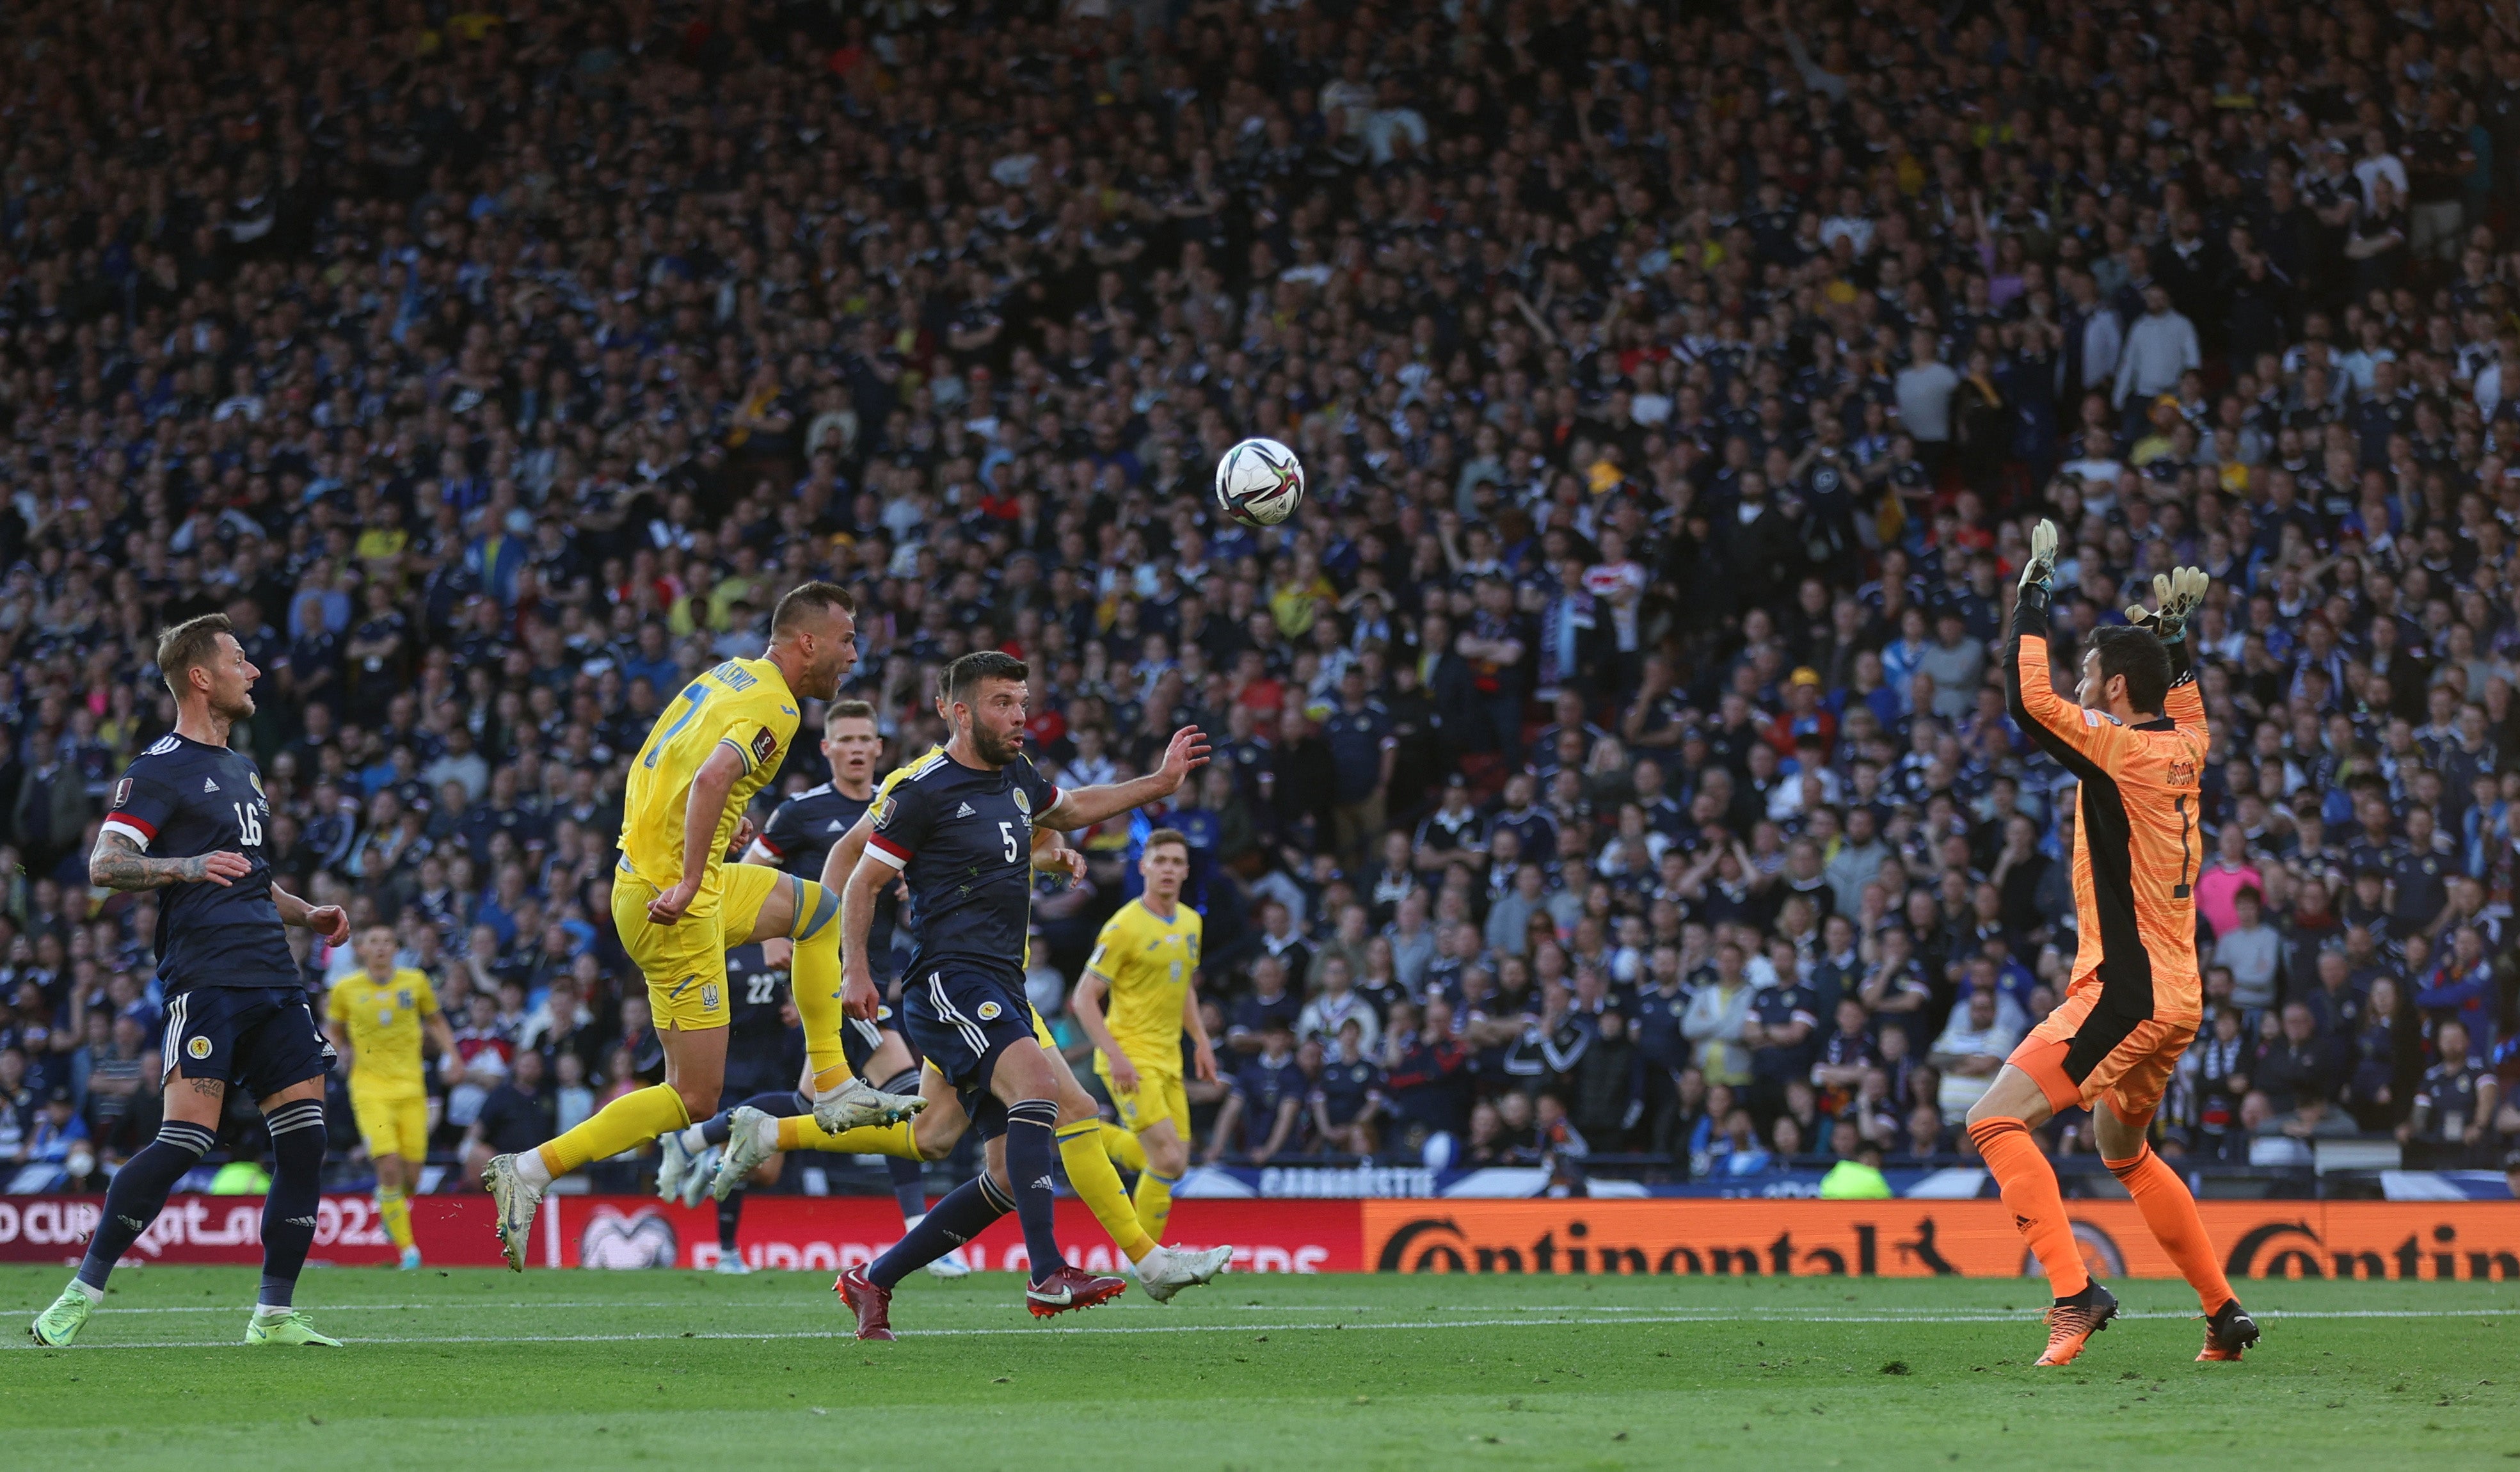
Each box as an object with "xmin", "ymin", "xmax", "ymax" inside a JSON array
[
  {"xmin": 1968, "ymin": 1116, "xmax": 2090, "ymax": 1299},
  {"xmin": 2106, "ymin": 1145, "xmax": 2234, "ymax": 1315}
]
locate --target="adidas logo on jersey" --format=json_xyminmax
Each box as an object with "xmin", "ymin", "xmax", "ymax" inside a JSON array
[
  {"xmin": 955, "ymin": 802, "xmax": 976, "ymax": 817},
  {"xmin": 826, "ymin": 819, "xmax": 845, "ymax": 832},
  {"xmin": 202, "ymin": 778, "xmax": 220, "ymax": 793}
]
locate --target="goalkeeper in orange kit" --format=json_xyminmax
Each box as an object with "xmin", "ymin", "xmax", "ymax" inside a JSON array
[{"xmin": 1966, "ymin": 521, "xmax": 2260, "ymax": 1368}]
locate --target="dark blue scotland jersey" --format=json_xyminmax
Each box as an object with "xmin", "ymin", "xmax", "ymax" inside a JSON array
[
  {"xmin": 102, "ymin": 733, "xmax": 297, "ymax": 995},
  {"xmin": 102, "ymin": 732, "xmax": 332, "ymax": 1100},
  {"xmin": 867, "ymin": 748, "xmax": 1059, "ymax": 1096},
  {"xmin": 865, "ymin": 749, "xmax": 1058, "ymax": 984},
  {"xmin": 755, "ymin": 782, "xmax": 867, "ymax": 881},
  {"xmin": 721, "ymin": 941, "xmax": 802, "ymax": 1096}
]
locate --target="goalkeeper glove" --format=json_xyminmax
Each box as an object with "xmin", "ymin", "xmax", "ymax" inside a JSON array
[
  {"xmin": 2016, "ymin": 518, "xmax": 2058, "ymax": 598},
  {"xmin": 2125, "ymin": 566, "xmax": 2210, "ymax": 644}
]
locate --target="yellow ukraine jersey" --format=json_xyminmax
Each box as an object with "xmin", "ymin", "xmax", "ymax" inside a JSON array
[
  {"xmin": 330, "ymin": 966, "xmax": 438, "ymax": 1096},
  {"xmin": 619, "ymin": 656, "xmax": 799, "ymax": 916},
  {"xmin": 1087, "ymin": 897, "xmax": 1200, "ymax": 1074}
]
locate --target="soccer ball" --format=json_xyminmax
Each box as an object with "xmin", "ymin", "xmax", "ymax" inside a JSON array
[{"xmin": 1214, "ymin": 437, "xmax": 1305, "ymax": 528}]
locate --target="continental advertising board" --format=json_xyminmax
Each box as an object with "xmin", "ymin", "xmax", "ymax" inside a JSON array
[{"xmin": 1360, "ymin": 1201, "xmax": 2520, "ymax": 1281}]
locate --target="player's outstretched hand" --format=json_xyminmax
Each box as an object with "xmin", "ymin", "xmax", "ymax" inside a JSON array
[
  {"xmin": 2016, "ymin": 517, "xmax": 2058, "ymax": 596},
  {"xmin": 728, "ymin": 814, "xmax": 760, "ymax": 857},
  {"xmin": 646, "ymin": 881, "xmax": 698, "ymax": 926},
  {"xmin": 1036, "ymin": 845, "xmax": 1087, "ymax": 881},
  {"xmin": 2161, "ymin": 565, "xmax": 2208, "ymax": 637},
  {"xmin": 1157, "ymin": 725, "xmax": 1212, "ymax": 793},
  {"xmin": 2124, "ymin": 566, "xmax": 2210, "ymax": 644},
  {"xmin": 840, "ymin": 968, "xmax": 881, "ymax": 1021},
  {"xmin": 187, "ymin": 850, "xmax": 253, "ymax": 886},
  {"xmin": 304, "ymin": 904, "xmax": 351, "ymax": 945},
  {"xmin": 1108, "ymin": 1052, "xmax": 1142, "ymax": 1095}
]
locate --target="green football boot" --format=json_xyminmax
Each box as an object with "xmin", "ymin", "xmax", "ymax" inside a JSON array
[
  {"xmin": 245, "ymin": 1309, "xmax": 342, "ymax": 1347},
  {"xmin": 28, "ymin": 1283, "xmax": 95, "ymax": 1347}
]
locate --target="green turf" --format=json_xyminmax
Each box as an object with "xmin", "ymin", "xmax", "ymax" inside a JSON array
[{"xmin": 4, "ymin": 1265, "xmax": 2515, "ymax": 1470}]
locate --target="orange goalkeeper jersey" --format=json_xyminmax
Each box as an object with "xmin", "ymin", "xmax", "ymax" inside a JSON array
[{"xmin": 2007, "ymin": 613, "xmax": 2210, "ymax": 1028}]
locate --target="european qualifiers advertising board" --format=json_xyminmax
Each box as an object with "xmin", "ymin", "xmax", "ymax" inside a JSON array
[
  {"xmin": 0, "ymin": 1194, "xmax": 404, "ymax": 1265},
  {"xmin": 0, "ymin": 1195, "xmax": 1362, "ymax": 1274},
  {"xmin": 1359, "ymin": 1202, "xmax": 2520, "ymax": 1282}
]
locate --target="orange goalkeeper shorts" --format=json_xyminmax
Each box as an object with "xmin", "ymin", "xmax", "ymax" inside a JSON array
[{"xmin": 2006, "ymin": 985, "xmax": 2196, "ymax": 1128}]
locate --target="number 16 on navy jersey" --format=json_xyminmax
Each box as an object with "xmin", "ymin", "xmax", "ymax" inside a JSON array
[{"xmin": 102, "ymin": 732, "xmax": 299, "ymax": 995}]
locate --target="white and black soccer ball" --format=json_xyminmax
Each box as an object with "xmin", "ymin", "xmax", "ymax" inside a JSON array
[{"xmin": 1213, "ymin": 436, "xmax": 1305, "ymax": 528}]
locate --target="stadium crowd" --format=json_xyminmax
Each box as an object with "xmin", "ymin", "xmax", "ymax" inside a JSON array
[{"xmin": 2, "ymin": 0, "xmax": 2519, "ymax": 1199}]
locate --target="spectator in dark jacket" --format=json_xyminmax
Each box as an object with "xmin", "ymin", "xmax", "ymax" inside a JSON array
[
  {"xmin": 2253, "ymin": 1002, "xmax": 2353, "ymax": 1139},
  {"xmin": 1569, "ymin": 1010, "xmax": 1644, "ymax": 1150}
]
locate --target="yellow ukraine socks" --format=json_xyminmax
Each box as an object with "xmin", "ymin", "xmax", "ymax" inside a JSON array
[
  {"xmin": 377, "ymin": 1187, "xmax": 414, "ymax": 1252},
  {"xmin": 783, "ymin": 882, "xmax": 853, "ymax": 1087},
  {"xmin": 1098, "ymin": 1121, "xmax": 1173, "ymax": 1239},
  {"xmin": 1101, "ymin": 1122, "xmax": 1147, "ymax": 1174},
  {"xmin": 1057, "ymin": 1119, "xmax": 1155, "ymax": 1261},
  {"xmin": 776, "ymin": 1116, "xmax": 920, "ymax": 1160},
  {"xmin": 536, "ymin": 1083, "xmax": 690, "ymax": 1178},
  {"xmin": 1133, "ymin": 1167, "xmax": 1179, "ymax": 1244}
]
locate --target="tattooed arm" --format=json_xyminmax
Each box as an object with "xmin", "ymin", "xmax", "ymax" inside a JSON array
[{"xmin": 89, "ymin": 828, "xmax": 253, "ymax": 891}]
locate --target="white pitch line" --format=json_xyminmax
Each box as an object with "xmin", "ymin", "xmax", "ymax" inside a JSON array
[
  {"xmin": 1245, "ymin": 1306, "xmax": 2520, "ymax": 1321},
  {"xmin": 24, "ymin": 1299, "xmax": 2519, "ymax": 1320},
  {"xmin": 8, "ymin": 1306, "xmax": 2516, "ymax": 1351},
  {"xmin": 2, "ymin": 1299, "xmax": 1499, "ymax": 1318},
  {"xmin": 0, "ymin": 1300, "xmax": 829, "ymax": 1316}
]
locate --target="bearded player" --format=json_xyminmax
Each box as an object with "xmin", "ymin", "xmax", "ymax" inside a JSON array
[
  {"xmin": 834, "ymin": 650, "xmax": 1228, "ymax": 1334},
  {"xmin": 31, "ymin": 615, "xmax": 353, "ymax": 1347},
  {"xmin": 482, "ymin": 583, "xmax": 922, "ymax": 1269},
  {"xmin": 1966, "ymin": 529, "xmax": 2259, "ymax": 1366},
  {"xmin": 709, "ymin": 705, "xmax": 1231, "ymax": 1313}
]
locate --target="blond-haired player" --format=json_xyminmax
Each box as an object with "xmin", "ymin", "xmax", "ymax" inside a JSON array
[
  {"xmin": 1071, "ymin": 828, "xmax": 1216, "ymax": 1244},
  {"xmin": 327, "ymin": 924, "xmax": 458, "ymax": 1270}
]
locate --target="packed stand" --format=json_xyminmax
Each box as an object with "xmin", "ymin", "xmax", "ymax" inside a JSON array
[{"xmin": 1, "ymin": 0, "xmax": 2517, "ymax": 1200}]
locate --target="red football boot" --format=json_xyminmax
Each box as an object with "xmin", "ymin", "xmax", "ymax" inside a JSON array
[
  {"xmin": 838, "ymin": 1265, "xmax": 896, "ymax": 1341},
  {"xmin": 1025, "ymin": 1264, "xmax": 1127, "ymax": 1319}
]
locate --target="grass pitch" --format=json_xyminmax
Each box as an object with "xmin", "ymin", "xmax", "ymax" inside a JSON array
[{"xmin": 4, "ymin": 1265, "xmax": 2515, "ymax": 1470}]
